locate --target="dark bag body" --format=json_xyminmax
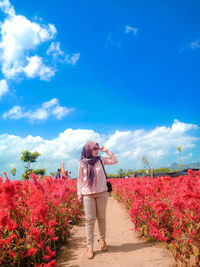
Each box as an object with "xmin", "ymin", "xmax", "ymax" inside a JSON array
[
  {"xmin": 99, "ymin": 156, "xmax": 113, "ymax": 192},
  {"xmin": 106, "ymin": 181, "xmax": 112, "ymax": 192}
]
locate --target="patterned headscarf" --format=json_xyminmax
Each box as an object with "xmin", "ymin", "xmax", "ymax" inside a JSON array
[{"xmin": 80, "ymin": 141, "xmax": 100, "ymax": 186}]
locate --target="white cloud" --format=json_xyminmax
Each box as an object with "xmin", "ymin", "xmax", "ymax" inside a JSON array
[
  {"xmin": 190, "ymin": 40, "xmax": 200, "ymax": 50},
  {"xmin": 0, "ymin": 0, "xmax": 80, "ymax": 90},
  {"xmin": 105, "ymin": 119, "xmax": 198, "ymax": 161},
  {"xmin": 47, "ymin": 42, "xmax": 80, "ymax": 66},
  {"xmin": 52, "ymin": 105, "xmax": 74, "ymax": 119},
  {"xmin": 0, "ymin": 0, "xmax": 15, "ymax": 16},
  {"xmin": 46, "ymin": 42, "xmax": 64, "ymax": 58},
  {"xmin": 3, "ymin": 98, "xmax": 74, "ymax": 121},
  {"xmin": 0, "ymin": 120, "xmax": 198, "ymax": 178},
  {"xmin": 65, "ymin": 53, "xmax": 80, "ymax": 66},
  {"xmin": 23, "ymin": 55, "xmax": 55, "ymax": 80},
  {"xmin": 3, "ymin": 105, "xmax": 26, "ymax": 119},
  {"xmin": 29, "ymin": 108, "xmax": 48, "ymax": 121},
  {"xmin": 42, "ymin": 98, "xmax": 59, "ymax": 109},
  {"xmin": 125, "ymin": 25, "xmax": 138, "ymax": 36},
  {"xmin": 0, "ymin": 13, "xmax": 56, "ymax": 79},
  {"xmin": 0, "ymin": 79, "xmax": 9, "ymax": 98}
]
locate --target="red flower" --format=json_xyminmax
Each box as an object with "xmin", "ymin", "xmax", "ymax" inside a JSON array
[
  {"xmin": 22, "ymin": 219, "xmax": 29, "ymax": 230},
  {"xmin": 9, "ymin": 252, "xmax": 15, "ymax": 258},
  {"xmin": 45, "ymin": 246, "xmax": 55, "ymax": 257},
  {"xmin": 7, "ymin": 219, "xmax": 18, "ymax": 231},
  {"xmin": 48, "ymin": 218, "xmax": 57, "ymax": 227},
  {"xmin": 46, "ymin": 260, "xmax": 56, "ymax": 267},
  {"xmin": 28, "ymin": 247, "xmax": 38, "ymax": 256}
]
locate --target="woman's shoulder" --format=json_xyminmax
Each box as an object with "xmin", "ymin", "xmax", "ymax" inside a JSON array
[{"xmin": 79, "ymin": 160, "xmax": 84, "ymax": 167}]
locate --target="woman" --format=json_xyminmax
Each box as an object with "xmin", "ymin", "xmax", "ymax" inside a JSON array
[{"xmin": 77, "ymin": 141, "xmax": 117, "ymax": 259}]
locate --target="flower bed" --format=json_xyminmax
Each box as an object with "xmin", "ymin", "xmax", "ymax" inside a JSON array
[
  {"xmin": 0, "ymin": 173, "xmax": 83, "ymax": 267},
  {"xmin": 111, "ymin": 169, "xmax": 200, "ymax": 266}
]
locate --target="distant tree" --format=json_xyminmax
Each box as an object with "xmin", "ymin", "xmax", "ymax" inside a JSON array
[
  {"xmin": 21, "ymin": 168, "xmax": 46, "ymax": 181},
  {"xmin": 134, "ymin": 169, "xmax": 147, "ymax": 176},
  {"xmin": 140, "ymin": 154, "xmax": 153, "ymax": 177},
  {"xmin": 10, "ymin": 167, "xmax": 16, "ymax": 177},
  {"xmin": 21, "ymin": 169, "xmax": 34, "ymax": 181},
  {"xmin": 21, "ymin": 150, "xmax": 41, "ymax": 170},
  {"xmin": 153, "ymin": 168, "xmax": 172, "ymax": 174},
  {"xmin": 34, "ymin": 169, "xmax": 46, "ymax": 177},
  {"xmin": 117, "ymin": 168, "xmax": 126, "ymax": 178}
]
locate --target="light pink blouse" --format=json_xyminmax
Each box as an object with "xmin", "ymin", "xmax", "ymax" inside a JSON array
[{"xmin": 77, "ymin": 151, "xmax": 118, "ymax": 196}]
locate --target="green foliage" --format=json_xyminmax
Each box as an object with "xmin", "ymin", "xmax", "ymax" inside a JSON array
[
  {"xmin": 34, "ymin": 168, "xmax": 46, "ymax": 176},
  {"xmin": 21, "ymin": 168, "xmax": 46, "ymax": 181},
  {"xmin": 21, "ymin": 169, "xmax": 34, "ymax": 180},
  {"xmin": 50, "ymin": 172, "xmax": 56, "ymax": 178},
  {"xmin": 107, "ymin": 168, "xmax": 136, "ymax": 178},
  {"xmin": 10, "ymin": 167, "xmax": 16, "ymax": 176},
  {"xmin": 153, "ymin": 168, "xmax": 172, "ymax": 174},
  {"xmin": 134, "ymin": 169, "xmax": 147, "ymax": 175},
  {"xmin": 107, "ymin": 173, "xmax": 120, "ymax": 178},
  {"xmin": 21, "ymin": 150, "xmax": 41, "ymax": 170},
  {"xmin": 107, "ymin": 167, "xmax": 175, "ymax": 178},
  {"xmin": 117, "ymin": 168, "xmax": 126, "ymax": 178}
]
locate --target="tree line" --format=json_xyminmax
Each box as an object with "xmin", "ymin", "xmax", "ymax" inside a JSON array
[
  {"xmin": 106, "ymin": 167, "xmax": 174, "ymax": 178},
  {"xmin": 10, "ymin": 146, "xmax": 184, "ymax": 180}
]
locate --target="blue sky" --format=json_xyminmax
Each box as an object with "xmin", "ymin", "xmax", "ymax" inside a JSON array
[{"xmin": 0, "ymin": 0, "xmax": 199, "ymax": 178}]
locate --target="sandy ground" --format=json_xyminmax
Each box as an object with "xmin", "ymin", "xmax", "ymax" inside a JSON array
[{"xmin": 57, "ymin": 195, "xmax": 175, "ymax": 267}]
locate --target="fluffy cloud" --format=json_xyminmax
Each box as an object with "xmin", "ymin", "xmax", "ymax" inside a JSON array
[
  {"xmin": 125, "ymin": 25, "xmax": 138, "ymax": 36},
  {"xmin": 0, "ymin": 0, "xmax": 15, "ymax": 15},
  {"xmin": 105, "ymin": 119, "xmax": 198, "ymax": 162},
  {"xmin": 3, "ymin": 98, "xmax": 74, "ymax": 121},
  {"xmin": 0, "ymin": 79, "xmax": 8, "ymax": 98},
  {"xmin": 23, "ymin": 55, "xmax": 55, "ymax": 81},
  {"xmin": 0, "ymin": 0, "xmax": 80, "ymax": 98},
  {"xmin": 0, "ymin": 10, "xmax": 56, "ymax": 80},
  {"xmin": 0, "ymin": 119, "xmax": 198, "ymax": 178}
]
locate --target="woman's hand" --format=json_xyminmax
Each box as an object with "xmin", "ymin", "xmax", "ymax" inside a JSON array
[{"xmin": 100, "ymin": 146, "xmax": 109, "ymax": 153}]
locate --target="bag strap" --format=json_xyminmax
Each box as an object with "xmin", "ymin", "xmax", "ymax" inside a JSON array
[{"xmin": 98, "ymin": 156, "xmax": 108, "ymax": 180}]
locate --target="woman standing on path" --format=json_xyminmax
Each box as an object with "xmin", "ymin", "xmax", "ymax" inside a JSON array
[{"xmin": 77, "ymin": 141, "xmax": 118, "ymax": 259}]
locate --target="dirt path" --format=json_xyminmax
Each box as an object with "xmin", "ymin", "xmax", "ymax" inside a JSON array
[{"xmin": 57, "ymin": 196, "xmax": 175, "ymax": 267}]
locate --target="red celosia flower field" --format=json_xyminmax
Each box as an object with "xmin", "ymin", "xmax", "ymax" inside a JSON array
[
  {"xmin": 111, "ymin": 169, "xmax": 200, "ymax": 266},
  {"xmin": 0, "ymin": 173, "xmax": 83, "ymax": 267}
]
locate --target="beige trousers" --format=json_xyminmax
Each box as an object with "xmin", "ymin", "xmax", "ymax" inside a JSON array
[{"xmin": 83, "ymin": 191, "xmax": 108, "ymax": 248}]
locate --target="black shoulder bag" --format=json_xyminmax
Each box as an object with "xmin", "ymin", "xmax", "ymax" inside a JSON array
[{"xmin": 99, "ymin": 157, "xmax": 113, "ymax": 192}]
